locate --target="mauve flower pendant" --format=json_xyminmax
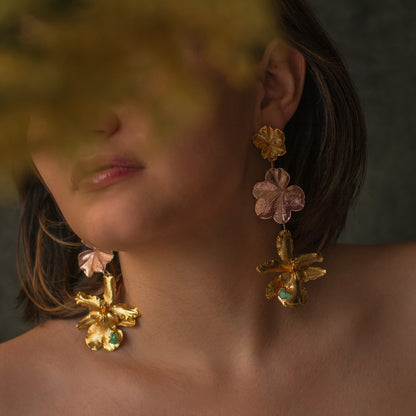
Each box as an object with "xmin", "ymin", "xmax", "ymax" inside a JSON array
[
  {"xmin": 251, "ymin": 126, "xmax": 326, "ymax": 307},
  {"xmin": 252, "ymin": 167, "xmax": 305, "ymax": 225},
  {"xmin": 75, "ymin": 242, "xmax": 140, "ymax": 351}
]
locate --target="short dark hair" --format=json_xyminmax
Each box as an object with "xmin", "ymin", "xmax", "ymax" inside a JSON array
[
  {"xmin": 17, "ymin": 0, "xmax": 366, "ymax": 323},
  {"xmin": 275, "ymin": 0, "xmax": 366, "ymax": 254}
]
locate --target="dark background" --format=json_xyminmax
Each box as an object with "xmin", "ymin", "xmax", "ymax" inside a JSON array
[{"xmin": 1, "ymin": 0, "xmax": 415, "ymax": 342}]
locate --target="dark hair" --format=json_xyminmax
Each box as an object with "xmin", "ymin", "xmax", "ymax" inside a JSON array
[
  {"xmin": 274, "ymin": 0, "xmax": 366, "ymax": 253},
  {"xmin": 17, "ymin": 0, "xmax": 366, "ymax": 323},
  {"xmin": 16, "ymin": 172, "xmax": 123, "ymax": 323}
]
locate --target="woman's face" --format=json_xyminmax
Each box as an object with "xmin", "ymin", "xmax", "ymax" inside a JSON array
[{"xmin": 31, "ymin": 80, "xmax": 260, "ymax": 252}]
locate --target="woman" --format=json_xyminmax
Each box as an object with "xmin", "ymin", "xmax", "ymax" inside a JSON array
[{"xmin": 1, "ymin": 0, "xmax": 415, "ymax": 414}]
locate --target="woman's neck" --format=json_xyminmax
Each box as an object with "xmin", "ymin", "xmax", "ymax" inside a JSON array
[{"xmin": 116, "ymin": 174, "xmax": 299, "ymax": 377}]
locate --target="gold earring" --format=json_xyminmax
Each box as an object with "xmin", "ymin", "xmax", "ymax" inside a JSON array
[
  {"xmin": 74, "ymin": 242, "xmax": 140, "ymax": 351},
  {"xmin": 252, "ymin": 126, "xmax": 326, "ymax": 307}
]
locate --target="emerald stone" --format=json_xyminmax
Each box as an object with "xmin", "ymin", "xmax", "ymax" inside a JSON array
[
  {"xmin": 110, "ymin": 333, "xmax": 119, "ymax": 344},
  {"xmin": 278, "ymin": 289, "xmax": 292, "ymax": 300}
]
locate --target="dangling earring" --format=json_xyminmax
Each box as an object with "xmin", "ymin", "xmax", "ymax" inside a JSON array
[
  {"xmin": 74, "ymin": 242, "xmax": 140, "ymax": 351},
  {"xmin": 252, "ymin": 126, "xmax": 326, "ymax": 307}
]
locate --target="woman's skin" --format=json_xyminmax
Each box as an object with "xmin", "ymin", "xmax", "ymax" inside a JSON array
[{"xmin": 1, "ymin": 39, "xmax": 415, "ymax": 415}]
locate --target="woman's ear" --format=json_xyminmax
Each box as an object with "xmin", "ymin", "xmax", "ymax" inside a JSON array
[{"xmin": 254, "ymin": 39, "xmax": 306, "ymax": 130}]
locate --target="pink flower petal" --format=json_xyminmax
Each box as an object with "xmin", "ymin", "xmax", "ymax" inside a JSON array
[
  {"xmin": 275, "ymin": 198, "xmax": 294, "ymax": 224},
  {"xmin": 285, "ymin": 185, "xmax": 306, "ymax": 211},
  {"xmin": 252, "ymin": 168, "xmax": 305, "ymax": 224},
  {"xmin": 271, "ymin": 194, "xmax": 290, "ymax": 224},
  {"xmin": 78, "ymin": 245, "xmax": 114, "ymax": 278},
  {"xmin": 255, "ymin": 197, "xmax": 276, "ymax": 219},
  {"xmin": 252, "ymin": 180, "xmax": 278, "ymax": 199},
  {"xmin": 265, "ymin": 168, "xmax": 290, "ymax": 189}
]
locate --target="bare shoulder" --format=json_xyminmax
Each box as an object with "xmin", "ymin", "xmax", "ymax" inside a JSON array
[
  {"xmin": 325, "ymin": 240, "xmax": 416, "ymax": 287},
  {"xmin": 324, "ymin": 239, "xmax": 416, "ymax": 332},
  {"xmin": 375, "ymin": 240, "xmax": 416, "ymax": 294},
  {"xmin": 324, "ymin": 241, "xmax": 416, "ymax": 370},
  {"xmin": 0, "ymin": 319, "xmax": 87, "ymax": 414},
  {"xmin": 0, "ymin": 319, "xmax": 143, "ymax": 414},
  {"xmin": 329, "ymin": 240, "xmax": 416, "ymax": 315},
  {"xmin": 0, "ymin": 325, "xmax": 46, "ymax": 412},
  {"xmin": 363, "ymin": 240, "xmax": 416, "ymax": 328},
  {"xmin": 312, "ymin": 241, "xmax": 416, "ymax": 411},
  {"xmin": 350, "ymin": 240, "xmax": 416, "ymax": 328}
]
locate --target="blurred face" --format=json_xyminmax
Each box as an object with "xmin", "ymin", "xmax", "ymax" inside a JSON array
[{"xmin": 31, "ymin": 81, "xmax": 259, "ymax": 252}]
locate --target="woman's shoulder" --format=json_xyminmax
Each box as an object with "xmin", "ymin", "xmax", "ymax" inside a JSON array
[
  {"xmin": 316, "ymin": 241, "xmax": 416, "ymax": 405},
  {"xmin": 0, "ymin": 319, "xmax": 151, "ymax": 414},
  {"xmin": 323, "ymin": 240, "xmax": 416, "ymax": 328},
  {"xmin": 324, "ymin": 240, "xmax": 416, "ymax": 360},
  {"xmin": 0, "ymin": 319, "xmax": 88, "ymax": 413},
  {"xmin": 325, "ymin": 239, "xmax": 416, "ymax": 279},
  {"xmin": 0, "ymin": 318, "xmax": 78, "ymax": 361},
  {"xmin": 326, "ymin": 240, "xmax": 416, "ymax": 308}
]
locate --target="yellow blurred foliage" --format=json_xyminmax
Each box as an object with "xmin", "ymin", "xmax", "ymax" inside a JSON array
[{"xmin": 0, "ymin": 0, "xmax": 278, "ymax": 194}]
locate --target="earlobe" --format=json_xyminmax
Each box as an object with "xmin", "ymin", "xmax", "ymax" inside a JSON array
[{"xmin": 254, "ymin": 39, "xmax": 306, "ymax": 130}]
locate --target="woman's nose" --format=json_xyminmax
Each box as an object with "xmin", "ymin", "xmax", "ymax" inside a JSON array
[{"xmin": 93, "ymin": 110, "xmax": 121, "ymax": 137}]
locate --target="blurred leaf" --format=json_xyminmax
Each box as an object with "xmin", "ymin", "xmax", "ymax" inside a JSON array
[{"xmin": 0, "ymin": 0, "xmax": 278, "ymax": 195}]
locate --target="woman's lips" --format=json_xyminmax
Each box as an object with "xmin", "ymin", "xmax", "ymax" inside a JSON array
[{"xmin": 71, "ymin": 155, "xmax": 145, "ymax": 191}]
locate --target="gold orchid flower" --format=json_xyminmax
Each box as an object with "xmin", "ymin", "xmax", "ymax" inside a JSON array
[
  {"xmin": 75, "ymin": 242, "xmax": 140, "ymax": 351},
  {"xmin": 75, "ymin": 273, "xmax": 140, "ymax": 351},
  {"xmin": 256, "ymin": 229, "xmax": 326, "ymax": 307},
  {"xmin": 252, "ymin": 125, "xmax": 287, "ymax": 162}
]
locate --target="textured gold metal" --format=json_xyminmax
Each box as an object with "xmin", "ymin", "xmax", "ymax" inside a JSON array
[
  {"xmin": 252, "ymin": 125, "xmax": 286, "ymax": 162},
  {"xmin": 75, "ymin": 273, "xmax": 140, "ymax": 351},
  {"xmin": 256, "ymin": 229, "xmax": 326, "ymax": 307}
]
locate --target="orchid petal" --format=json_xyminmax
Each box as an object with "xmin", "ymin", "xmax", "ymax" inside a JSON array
[
  {"xmin": 110, "ymin": 304, "xmax": 140, "ymax": 322},
  {"xmin": 265, "ymin": 276, "xmax": 282, "ymax": 299},
  {"xmin": 118, "ymin": 319, "xmax": 138, "ymax": 328},
  {"xmin": 279, "ymin": 271, "xmax": 294, "ymax": 285},
  {"xmin": 103, "ymin": 273, "xmax": 116, "ymax": 306},
  {"xmin": 276, "ymin": 230, "xmax": 294, "ymax": 263},
  {"xmin": 85, "ymin": 322, "xmax": 106, "ymax": 351},
  {"xmin": 75, "ymin": 292, "xmax": 102, "ymax": 310},
  {"xmin": 256, "ymin": 259, "xmax": 286, "ymax": 273},
  {"xmin": 76, "ymin": 311, "xmax": 101, "ymax": 329},
  {"xmin": 296, "ymin": 253, "xmax": 324, "ymax": 270},
  {"xmin": 302, "ymin": 267, "xmax": 326, "ymax": 282}
]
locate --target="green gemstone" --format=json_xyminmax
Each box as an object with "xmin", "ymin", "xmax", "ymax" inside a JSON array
[
  {"xmin": 109, "ymin": 333, "xmax": 119, "ymax": 344},
  {"xmin": 279, "ymin": 289, "xmax": 292, "ymax": 300}
]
